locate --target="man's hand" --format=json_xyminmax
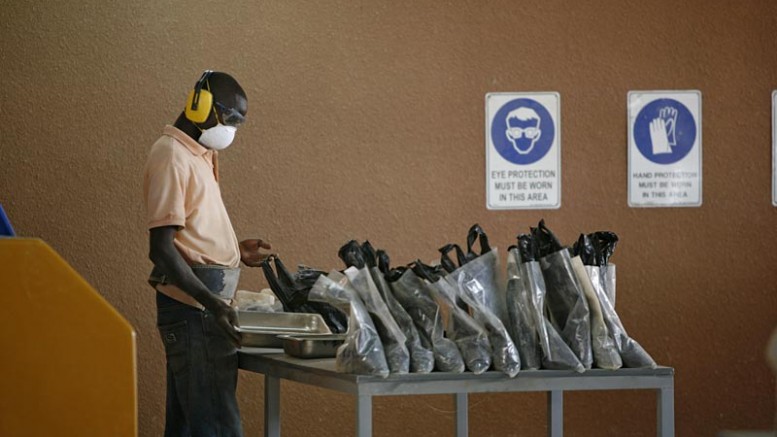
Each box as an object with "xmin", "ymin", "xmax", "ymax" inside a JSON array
[
  {"xmin": 212, "ymin": 300, "xmax": 243, "ymax": 348},
  {"xmin": 239, "ymin": 239, "xmax": 273, "ymax": 267}
]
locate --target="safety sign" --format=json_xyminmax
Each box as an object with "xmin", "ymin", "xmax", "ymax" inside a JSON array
[
  {"xmin": 486, "ymin": 92, "xmax": 560, "ymax": 210},
  {"xmin": 773, "ymin": 91, "xmax": 777, "ymax": 206},
  {"xmin": 628, "ymin": 90, "xmax": 702, "ymax": 207}
]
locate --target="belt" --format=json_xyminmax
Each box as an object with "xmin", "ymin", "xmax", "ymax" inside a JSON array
[{"xmin": 149, "ymin": 264, "xmax": 241, "ymax": 300}]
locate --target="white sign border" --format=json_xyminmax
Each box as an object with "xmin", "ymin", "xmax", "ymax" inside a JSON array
[
  {"xmin": 485, "ymin": 91, "xmax": 562, "ymax": 210},
  {"xmin": 627, "ymin": 89, "xmax": 703, "ymax": 208},
  {"xmin": 773, "ymin": 90, "xmax": 776, "ymax": 206}
]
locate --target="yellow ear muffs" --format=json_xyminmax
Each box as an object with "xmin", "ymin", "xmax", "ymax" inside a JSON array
[{"xmin": 184, "ymin": 70, "xmax": 214, "ymax": 124}]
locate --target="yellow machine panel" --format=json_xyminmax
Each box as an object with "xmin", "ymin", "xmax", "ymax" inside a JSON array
[{"xmin": 0, "ymin": 238, "xmax": 137, "ymax": 437}]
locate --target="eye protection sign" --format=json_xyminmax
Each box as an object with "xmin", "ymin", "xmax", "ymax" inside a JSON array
[
  {"xmin": 486, "ymin": 92, "xmax": 561, "ymax": 210},
  {"xmin": 628, "ymin": 90, "xmax": 702, "ymax": 207}
]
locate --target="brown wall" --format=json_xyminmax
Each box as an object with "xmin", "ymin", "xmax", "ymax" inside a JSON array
[{"xmin": 2, "ymin": 1, "xmax": 776, "ymax": 436}]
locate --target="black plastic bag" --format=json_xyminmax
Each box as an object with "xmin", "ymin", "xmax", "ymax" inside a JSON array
[
  {"xmin": 572, "ymin": 231, "xmax": 618, "ymax": 268},
  {"xmin": 260, "ymin": 256, "xmax": 347, "ymax": 334}
]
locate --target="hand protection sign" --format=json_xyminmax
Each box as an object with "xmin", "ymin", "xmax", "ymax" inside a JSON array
[
  {"xmin": 628, "ymin": 91, "xmax": 702, "ymax": 207},
  {"xmin": 634, "ymin": 98, "xmax": 696, "ymax": 165}
]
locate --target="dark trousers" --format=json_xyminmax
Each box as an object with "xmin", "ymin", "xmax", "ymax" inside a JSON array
[{"xmin": 156, "ymin": 291, "xmax": 243, "ymax": 437}]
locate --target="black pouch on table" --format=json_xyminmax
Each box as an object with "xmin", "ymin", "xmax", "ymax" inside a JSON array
[{"xmin": 261, "ymin": 256, "xmax": 348, "ymax": 334}]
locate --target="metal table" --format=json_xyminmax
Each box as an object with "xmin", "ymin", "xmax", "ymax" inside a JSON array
[{"xmin": 238, "ymin": 349, "xmax": 674, "ymax": 437}]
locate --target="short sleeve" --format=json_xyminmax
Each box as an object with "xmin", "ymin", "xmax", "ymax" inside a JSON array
[{"xmin": 144, "ymin": 155, "xmax": 188, "ymax": 230}]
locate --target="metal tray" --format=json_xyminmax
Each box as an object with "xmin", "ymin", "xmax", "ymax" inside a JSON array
[
  {"xmin": 236, "ymin": 312, "xmax": 332, "ymax": 347},
  {"xmin": 279, "ymin": 334, "xmax": 346, "ymax": 359}
]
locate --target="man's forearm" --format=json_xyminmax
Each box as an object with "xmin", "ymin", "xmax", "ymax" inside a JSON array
[{"xmin": 149, "ymin": 230, "xmax": 227, "ymax": 312}]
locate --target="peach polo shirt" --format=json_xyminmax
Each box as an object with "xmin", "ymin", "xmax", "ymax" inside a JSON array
[{"xmin": 144, "ymin": 125, "xmax": 240, "ymax": 307}]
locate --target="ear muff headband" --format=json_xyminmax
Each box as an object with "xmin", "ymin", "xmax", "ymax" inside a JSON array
[{"xmin": 185, "ymin": 70, "xmax": 214, "ymax": 124}]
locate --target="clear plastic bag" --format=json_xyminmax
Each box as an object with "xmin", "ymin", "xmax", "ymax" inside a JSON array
[
  {"xmin": 343, "ymin": 266, "xmax": 410, "ymax": 374},
  {"xmin": 585, "ymin": 265, "xmax": 657, "ymax": 368},
  {"xmin": 309, "ymin": 273, "xmax": 389, "ymax": 377},
  {"xmin": 446, "ymin": 248, "xmax": 521, "ymax": 377},
  {"xmin": 516, "ymin": 232, "xmax": 583, "ymax": 372},
  {"xmin": 442, "ymin": 225, "xmax": 507, "ymax": 322},
  {"xmin": 412, "ymin": 262, "xmax": 492, "ymax": 375},
  {"xmin": 505, "ymin": 248, "xmax": 542, "ymax": 370},
  {"xmin": 573, "ymin": 232, "xmax": 618, "ymax": 306},
  {"xmin": 539, "ymin": 249, "xmax": 593, "ymax": 369},
  {"xmin": 574, "ymin": 231, "xmax": 656, "ymax": 368},
  {"xmin": 351, "ymin": 243, "xmax": 434, "ymax": 373},
  {"xmin": 570, "ymin": 256, "xmax": 621, "ymax": 370},
  {"xmin": 521, "ymin": 258, "xmax": 585, "ymax": 372},
  {"xmin": 389, "ymin": 268, "xmax": 465, "ymax": 373},
  {"xmin": 370, "ymin": 264, "xmax": 434, "ymax": 373},
  {"xmin": 234, "ymin": 289, "xmax": 283, "ymax": 313}
]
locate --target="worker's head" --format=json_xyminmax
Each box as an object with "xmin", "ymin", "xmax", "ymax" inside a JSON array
[{"xmin": 183, "ymin": 70, "xmax": 247, "ymax": 150}]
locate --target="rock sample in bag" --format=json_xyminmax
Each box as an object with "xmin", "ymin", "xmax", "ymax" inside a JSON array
[
  {"xmin": 372, "ymin": 247, "xmax": 435, "ymax": 373},
  {"xmin": 516, "ymin": 233, "xmax": 584, "ymax": 372},
  {"xmin": 439, "ymin": 224, "xmax": 522, "ymax": 377},
  {"xmin": 338, "ymin": 240, "xmax": 410, "ymax": 374},
  {"xmin": 309, "ymin": 272, "xmax": 390, "ymax": 377},
  {"xmin": 533, "ymin": 220, "xmax": 593, "ymax": 369},
  {"xmin": 573, "ymin": 232, "xmax": 657, "ymax": 369}
]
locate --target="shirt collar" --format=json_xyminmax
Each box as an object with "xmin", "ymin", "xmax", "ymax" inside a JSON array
[
  {"xmin": 163, "ymin": 125, "xmax": 219, "ymax": 181},
  {"xmin": 163, "ymin": 125, "xmax": 211, "ymax": 157}
]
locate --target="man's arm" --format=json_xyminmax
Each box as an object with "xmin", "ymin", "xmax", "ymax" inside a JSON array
[{"xmin": 149, "ymin": 226, "xmax": 241, "ymax": 347}]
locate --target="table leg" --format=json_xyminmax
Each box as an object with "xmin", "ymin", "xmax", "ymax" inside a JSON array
[
  {"xmin": 264, "ymin": 375, "xmax": 280, "ymax": 437},
  {"xmin": 455, "ymin": 393, "xmax": 468, "ymax": 437},
  {"xmin": 547, "ymin": 390, "xmax": 563, "ymax": 437},
  {"xmin": 356, "ymin": 394, "xmax": 372, "ymax": 437},
  {"xmin": 657, "ymin": 386, "xmax": 674, "ymax": 437}
]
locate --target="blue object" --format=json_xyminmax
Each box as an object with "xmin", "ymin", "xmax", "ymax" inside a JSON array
[{"xmin": 0, "ymin": 203, "xmax": 15, "ymax": 236}]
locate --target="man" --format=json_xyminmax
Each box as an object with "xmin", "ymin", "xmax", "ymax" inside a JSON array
[{"xmin": 144, "ymin": 70, "xmax": 271, "ymax": 437}]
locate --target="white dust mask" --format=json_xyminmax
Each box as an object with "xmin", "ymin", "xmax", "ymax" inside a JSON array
[{"xmin": 198, "ymin": 123, "xmax": 237, "ymax": 150}]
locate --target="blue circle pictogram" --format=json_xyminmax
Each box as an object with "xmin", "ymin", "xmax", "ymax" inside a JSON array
[
  {"xmin": 633, "ymin": 98, "xmax": 696, "ymax": 165},
  {"xmin": 491, "ymin": 98, "xmax": 555, "ymax": 165}
]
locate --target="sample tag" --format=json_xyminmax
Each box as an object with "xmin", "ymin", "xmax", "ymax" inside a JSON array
[
  {"xmin": 486, "ymin": 92, "xmax": 561, "ymax": 210},
  {"xmin": 628, "ymin": 90, "xmax": 702, "ymax": 207}
]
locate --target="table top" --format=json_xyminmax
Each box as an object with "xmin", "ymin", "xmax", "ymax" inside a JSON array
[{"xmin": 238, "ymin": 348, "xmax": 674, "ymax": 396}]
